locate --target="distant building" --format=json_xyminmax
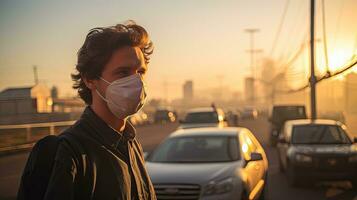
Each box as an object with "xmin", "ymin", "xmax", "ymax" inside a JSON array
[
  {"xmin": 244, "ymin": 77, "xmax": 255, "ymax": 104},
  {"xmin": 183, "ymin": 80, "xmax": 194, "ymax": 102},
  {"xmin": 52, "ymin": 98, "xmax": 85, "ymax": 113},
  {"xmin": 346, "ymin": 73, "xmax": 357, "ymax": 114},
  {"xmin": 0, "ymin": 84, "xmax": 52, "ymax": 115},
  {"xmin": 51, "ymin": 86, "xmax": 59, "ymax": 99}
]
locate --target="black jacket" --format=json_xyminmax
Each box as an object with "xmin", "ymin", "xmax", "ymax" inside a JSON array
[{"xmin": 19, "ymin": 106, "xmax": 156, "ymax": 200}]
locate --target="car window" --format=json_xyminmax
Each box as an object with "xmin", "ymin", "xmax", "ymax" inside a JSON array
[
  {"xmin": 148, "ymin": 136, "xmax": 240, "ymax": 163},
  {"xmin": 184, "ymin": 112, "xmax": 219, "ymax": 123},
  {"xmin": 272, "ymin": 106, "xmax": 306, "ymax": 124},
  {"xmin": 292, "ymin": 125, "xmax": 351, "ymax": 144}
]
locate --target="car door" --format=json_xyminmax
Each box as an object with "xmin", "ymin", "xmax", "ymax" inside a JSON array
[
  {"xmin": 246, "ymin": 131, "xmax": 266, "ymax": 185},
  {"xmin": 240, "ymin": 131, "xmax": 263, "ymax": 193}
]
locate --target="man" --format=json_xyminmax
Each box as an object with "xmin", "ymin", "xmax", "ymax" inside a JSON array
[{"xmin": 18, "ymin": 22, "xmax": 156, "ymax": 200}]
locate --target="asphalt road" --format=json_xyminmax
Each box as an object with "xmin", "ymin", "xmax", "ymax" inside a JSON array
[{"xmin": 0, "ymin": 118, "xmax": 356, "ymax": 200}]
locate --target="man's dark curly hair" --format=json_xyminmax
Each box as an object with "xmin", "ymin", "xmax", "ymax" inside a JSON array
[{"xmin": 71, "ymin": 21, "xmax": 153, "ymax": 105}]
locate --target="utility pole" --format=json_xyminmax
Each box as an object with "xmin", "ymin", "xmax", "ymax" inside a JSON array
[
  {"xmin": 245, "ymin": 29, "xmax": 260, "ymax": 78},
  {"xmin": 245, "ymin": 28, "xmax": 260, "ymax": 105},
  {"xmin": 309, "ymin": 0, "xmax": 317, "ymax": 119},
  {"xmin": 33, "ymin": 65, "xmax": 39, "ymax": 85}
]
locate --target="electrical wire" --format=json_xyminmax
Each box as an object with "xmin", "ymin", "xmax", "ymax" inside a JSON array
[
  {"xmin": 270, "ymin": 0, "xmax": 290, "ymax": 57},
  {"xmin": 278, "ymin": 1, "xmax": 307, "ymax": 68},
  {"xmin": 277, "ymin": 56, "xmax": 357, "ymax": 94},
  {"xmin": 321, "ymin": 0, "xmax": 330, "ymax": 73}
]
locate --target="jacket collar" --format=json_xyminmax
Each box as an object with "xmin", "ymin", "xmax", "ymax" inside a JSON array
[{"xmin": 80, "ymin": 106, "xmax": 136, "ymax": 147}]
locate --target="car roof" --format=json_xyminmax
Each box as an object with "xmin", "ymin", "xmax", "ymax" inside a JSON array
[
  {"xmin": 187, "ymin": 107, "xmax": 218, "ymax": 113},
  {"xmin": 285, "ymin": 119, "xmax": 342, "ymax": 126},
  {"xmin": 272, "ymin": 104, "xmax": 305, "ymax": 108},
  {"xmin": 169, "ymin": 127, "xmax": 245, "ymax": 138}
]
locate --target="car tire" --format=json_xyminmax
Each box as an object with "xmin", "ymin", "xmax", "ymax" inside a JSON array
[
  {"xmin": 286, "ymin": 164, "xmax": 301, "ymax": 187},
  {"xmin": 240, "ymin": 190, "xmax": 249, "ymax": 200},
  {"xmin": 351, "ymin": 179, "xmax": 357, "ymax": 188},
  {"xmin": 278, "ymin": 155, "xmax": 285, "ymax": 173},
  {"xmin": 269, "ymin": 135, "xmax": 277, "ymax": 147}
]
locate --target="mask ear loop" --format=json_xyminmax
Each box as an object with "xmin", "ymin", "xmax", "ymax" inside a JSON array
[
  {"xmin": 95, "ymin": 77, "xmax": 111, "ymax": 103},
  {"xmin": 95, "ymin": 89, "xmax": 108, "ymax": 103}
]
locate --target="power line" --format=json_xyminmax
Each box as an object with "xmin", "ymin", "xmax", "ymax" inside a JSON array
[
  {"xmin": 270, "ymin": 0, "xmax": 290, "ymax": 57},
  {"xmin": 278, "ymin": 0, "xmax": 307, "ymax": 66},
  {"xmin": 321, "ymin": 0, "xmax": 330, "ymax": 73},
  {"xmin": 278, "ymin": 56, "xmax": 357, "ymax": 94},
  {"xmin": 278, "ymin": 38, "xmax": 308, "ymax": 72},
  {"xmin": 332, "ymin": 0, "xmax": 345, "ymax": 53}
]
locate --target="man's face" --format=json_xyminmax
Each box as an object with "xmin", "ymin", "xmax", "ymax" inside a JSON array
[{"xmin": 95, "ymin": 46, "xmax": 147, "ymax": 95}]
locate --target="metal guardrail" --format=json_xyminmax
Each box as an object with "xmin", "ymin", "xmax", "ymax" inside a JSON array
[
  {"xmin": 0, "ymin": 121, "xmax": 76, "ymax": 130},
  {"xmin": 0, "ymin": 121, "xmax": 76, "ymax": 151}
]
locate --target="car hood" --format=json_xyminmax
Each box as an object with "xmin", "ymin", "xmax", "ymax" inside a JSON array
[
  {"xmin": 146, "ymin": 161, "xmax": 243, "ymax": 185},
  {"xmin": 291, "ymin": 144, "xmax": 357, "ymax": 155}
]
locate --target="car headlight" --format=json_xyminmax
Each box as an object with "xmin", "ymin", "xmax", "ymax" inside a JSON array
[
  {"xmin": 203, "ymin": 177, "xmax": 234, "ymax": 196},
  {"xmin": 295, "ymin": 154, "xmax": 312, "ymax": 162},
  {"xmin": 348, "ymin": 155, "xmax": 357, "ymax": 162}
]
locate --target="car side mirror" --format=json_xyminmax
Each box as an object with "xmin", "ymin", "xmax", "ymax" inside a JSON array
[{"xmin": 249, "ymin": 152, "xmax": 263, "ymax": 161}]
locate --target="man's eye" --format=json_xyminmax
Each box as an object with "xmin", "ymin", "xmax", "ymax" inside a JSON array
[
  {"xmin": 118, "ymin": 71, "xmax": 129, "ymax": 76},
  {"xmin": 138, "ymin": 71, "xmax": 146, "ymax": 75}
]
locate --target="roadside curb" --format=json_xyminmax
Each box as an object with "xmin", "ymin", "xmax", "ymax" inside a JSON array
[{"xmin": 0, "ymin": 143, "xmax": 34, "ymax": 157}]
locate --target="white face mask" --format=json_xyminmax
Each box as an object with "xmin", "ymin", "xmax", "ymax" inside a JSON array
[{"xmin": 96, "ymin": 74, "xmax": 147, "ymax": 119}]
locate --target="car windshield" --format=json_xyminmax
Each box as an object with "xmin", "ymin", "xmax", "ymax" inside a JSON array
[
  {"xmin": 291, "ymin": 125, "xmax": 351, "ymax": 144},
  {"xmin": 272, "ymin": 106, "xmax": 306, "ymax": 124},
  {"xmin": 184, "ymin": 112, "xmax": 219, "ymax": 123},
  {"xmin": 156, "ymin": 110, "xmax": 169, "ymax": 117},
  {"xmin": 148, "ymin": 136, "xmax": 240, "ymax": 163}
]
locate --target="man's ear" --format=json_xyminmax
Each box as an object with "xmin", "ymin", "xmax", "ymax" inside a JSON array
[{"xmin": 83, "ymin": 76, "xmax": 96, "ymax": 90}]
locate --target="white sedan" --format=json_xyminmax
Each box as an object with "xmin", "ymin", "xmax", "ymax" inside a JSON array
[{"xmin": 145, "ymin": 127, "xmax": 269, "ymax": 200}]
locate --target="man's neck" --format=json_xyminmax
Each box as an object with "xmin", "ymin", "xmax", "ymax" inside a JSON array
[{"xmin": 90, "ymin": 104, "xmax": 126, "ymax": 133}]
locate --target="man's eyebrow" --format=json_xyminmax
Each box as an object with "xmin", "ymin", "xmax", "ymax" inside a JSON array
[
  {"xmin": 113, "ymin": 64, "xmax": 145, "ymax": 73},
  {"xmin": 115, "ymin": 66, "xmax": 132, "ymax": 71},
  {"xmin": 116, "ymin": 60, "xmax": 142, "ymax": 69}
]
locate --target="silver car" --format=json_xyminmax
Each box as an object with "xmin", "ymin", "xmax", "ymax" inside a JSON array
[{"xmin": 145, "ymin": 127, "xmax": 268, "ymax": 200}]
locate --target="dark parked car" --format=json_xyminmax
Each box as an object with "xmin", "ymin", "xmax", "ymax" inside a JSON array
[
  {"xmin": 277, "ymin": 119, "xmax": 357, "ymax": 187},
  {"xmin": 240, "ymin": 107, "xmax": 258, "ymax": 120},
  {"xmin": 269, "ymin": 105, "xmax": 307, "ymax": 146},
  {"xmin": 154, "ymin": 108, "xmax": 177, "ymax": 123}
]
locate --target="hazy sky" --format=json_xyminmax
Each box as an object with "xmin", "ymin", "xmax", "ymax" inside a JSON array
[{"xmin": 0, "ymin": 0, "xmax": 356, "ymax": 100}]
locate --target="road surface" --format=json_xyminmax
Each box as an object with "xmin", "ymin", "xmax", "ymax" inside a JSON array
[{"xmin": 0, "ymin": 118, "xmax": 356, "ymax": 200}]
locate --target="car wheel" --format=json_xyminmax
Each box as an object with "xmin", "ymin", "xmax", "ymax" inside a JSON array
[
  {"xmin": 269, "ymin": 135, "xmax": 277, "ymax": 147},
  {"xmin": 240, "ymin": 190, "xmax": 249, "ymax": 200},
  {"xmin": 351, "ymin": 179, "xmax": 357, "ymax": 188},
  {"xmin": 286, "ymin": 164, "xmax": 300, "ymax": 187},
  {"xmin": 278, "ymin": 155, "xmax": 285, "ymax": 173}
]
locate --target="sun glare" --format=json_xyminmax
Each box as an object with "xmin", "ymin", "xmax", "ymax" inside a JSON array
[{"xmin": 328, "ymin": 47, "xmax": 356, "ymax": 72}]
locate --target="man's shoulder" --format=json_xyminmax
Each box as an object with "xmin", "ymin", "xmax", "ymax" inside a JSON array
[{"xmin": 58, "ymin": 118, "xmax": 91, "ymax": 141}]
